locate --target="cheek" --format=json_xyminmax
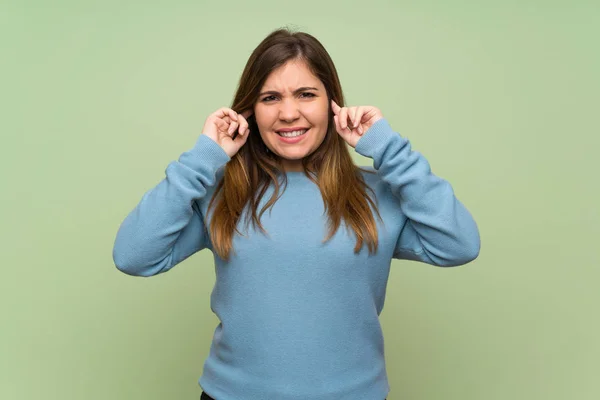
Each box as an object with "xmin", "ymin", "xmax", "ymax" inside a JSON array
[
  {"xmin": 254, "ymin": 106, "xmax": 272, "ymax": 125},
  {"xmin": 304, "ymin": 103, "xmax": 330, "ymax": 125}
]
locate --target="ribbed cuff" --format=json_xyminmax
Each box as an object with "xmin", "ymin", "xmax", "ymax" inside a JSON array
[
  {"xmin": 354, "ymin": 118, "xmax": 399, "ymax": 159},
  {"xmin": 179, "ymin": 134, "xmax": 231, "ymax": 173}
]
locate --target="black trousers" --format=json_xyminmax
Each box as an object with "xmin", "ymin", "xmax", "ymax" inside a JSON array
[{"xmin": 201, "ymin": 391, "xmax": 386, "ymax": 399}]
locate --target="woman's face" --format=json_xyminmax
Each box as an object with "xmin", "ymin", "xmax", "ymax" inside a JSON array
[{"xmin": 253, "ymin": 59, "xmax": 329, "ymax": 172}]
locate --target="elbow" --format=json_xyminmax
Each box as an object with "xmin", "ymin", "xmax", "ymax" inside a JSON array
[
  {"xmin": 439, "ymin": 233, "xmax": 481, "ymax": 267},
  {"xmin": 114, "ymin": 260, "xmax": 157, "ymax": 277},
  {"xmin": 113, "ymin": 246, "xmax": 152, "ymax": 277},
  {"xmin": 460, "ymin": 239, "xmax": 481, "ymax": 265},
  {"xmin": 452, "ymin": 221, "xmax": 481, "ymax": 266},
  {"xmin": 112, "ymin": 231, "xmax": 141, "ymax": 276},
  {"xmin": 113, "ymin": 246, "xmax": 169, "ymax": 277},
  {"xmin": 114, "ymin": 260, "xmax": 138, "ymax": 277},
  {"xmin": 113, "ymin": 249, "xmax": 139, "ymax": 276}
]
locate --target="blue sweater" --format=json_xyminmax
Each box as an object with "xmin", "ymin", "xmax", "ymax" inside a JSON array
[{"xmin": 113, "ymin": 118, "xmax": 480, "ymax": 400}]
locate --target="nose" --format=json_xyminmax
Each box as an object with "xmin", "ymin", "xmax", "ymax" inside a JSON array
[{"xmin": 278, "ymin": 98, "xmax": 300, "ymax": 122}]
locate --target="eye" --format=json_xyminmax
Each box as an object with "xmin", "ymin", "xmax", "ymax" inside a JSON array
[{"xmin": 261, "ymin": 92, "xmax": 316, "ymax": 102}]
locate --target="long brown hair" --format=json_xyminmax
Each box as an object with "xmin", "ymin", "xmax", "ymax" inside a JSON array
[{"xmin": 207, "ymin": 27, "xmax": 383, "ymax": 261}]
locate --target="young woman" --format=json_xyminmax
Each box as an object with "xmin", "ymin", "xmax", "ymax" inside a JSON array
[{"xmin": 113, "ymin": 27, "xmax": 480, "ymax": 400}]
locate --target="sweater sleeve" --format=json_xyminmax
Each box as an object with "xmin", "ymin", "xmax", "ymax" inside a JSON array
[
  {"xmin": 355, "ymin": 118, "xmax": 480, "ymax": 267},
  {"xmin": 112, "ymin": 134, "xmax": 230, "ymax": 276}
]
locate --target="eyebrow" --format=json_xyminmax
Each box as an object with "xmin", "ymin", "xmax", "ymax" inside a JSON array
[{"xmin": 258, "ymin": 87, "xmax": 319, "ymax": 97}]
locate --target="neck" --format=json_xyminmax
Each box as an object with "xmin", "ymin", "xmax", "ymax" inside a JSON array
[{"xmin": 281, "ymin": 158, "xmax": 305, "ymax": 173}]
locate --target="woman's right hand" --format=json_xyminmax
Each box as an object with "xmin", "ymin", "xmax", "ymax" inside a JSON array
[{"xmin": 202, "ymin": 107, "xmax": 253, "ymax": 158}]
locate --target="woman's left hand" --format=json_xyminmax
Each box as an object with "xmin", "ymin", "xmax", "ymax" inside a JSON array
[{"xmin": 331, "ymin": 100, "xmax": 383, "ymax": 148}]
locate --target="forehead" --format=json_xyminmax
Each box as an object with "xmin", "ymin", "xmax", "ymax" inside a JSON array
[{"xmin": 261, "ymin": 60, "xmax": 323, "ymax": 91}]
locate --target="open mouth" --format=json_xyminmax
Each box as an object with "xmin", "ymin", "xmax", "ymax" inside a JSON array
[{"xmin": 276, "ymin": 128, "xmax": 309, "ymax": 138}]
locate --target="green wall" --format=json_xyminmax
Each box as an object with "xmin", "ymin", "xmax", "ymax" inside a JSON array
[{"xmin": 2, "ymin": 1, "xmax": 598, "ymax": 399}]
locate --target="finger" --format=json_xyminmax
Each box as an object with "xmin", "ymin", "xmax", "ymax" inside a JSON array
[
  {"xmin": 333, "ymin": 115, "xmax": 341, "ymax": 135},
  {"xmin": 228, "ymin": 120, "xmax": 239, "ymax": 135},
  {"xmin": 348, "ymin": 108, "xmax": 357, "ymax": 129},
  {"xmin": 214, "ymin": 117, "xmax": 229, "ymax": 132},
  {"xmin": 214, "ymin": 107, "xmax": 238, "ymax": 121},
  {"xmin": 227, "ymin": 109, "xmax": 238, "ymax": 122},
  {"xmin": 340, "ymin": 107, "xmax": 349, "ymax": 131},
  {"xmin": 331, "ymin": 99, "xmax": 341, "ymax": 115},
  {"xmin": 234, "ymin": 125, "xmax": 251, "ymax": 144},
  {"xmin": 354, "ymin": 106, "xmax": 365, "ymax": 135},
  {"xmin": 237, "ymin": 114, "xmax": 249, "ymax": 135},
  {"xmin": 353, "ymin": 106, "xmax": 363, "ymax": 128}
]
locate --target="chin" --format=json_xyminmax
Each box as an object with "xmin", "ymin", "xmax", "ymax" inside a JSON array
[{"xmin": 277, "ymin": 148, "xmax": 311, "ymax": 160}]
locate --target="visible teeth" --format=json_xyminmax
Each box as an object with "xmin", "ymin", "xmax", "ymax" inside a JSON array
[{"xmin": 278, "ymin": 129, "xmax": 307, "ymax": 137}]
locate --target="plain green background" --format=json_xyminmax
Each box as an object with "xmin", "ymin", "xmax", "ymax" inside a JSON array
[{"xmin": 2, "ymin": 1, "xmax": 598, "ymax": 399}]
